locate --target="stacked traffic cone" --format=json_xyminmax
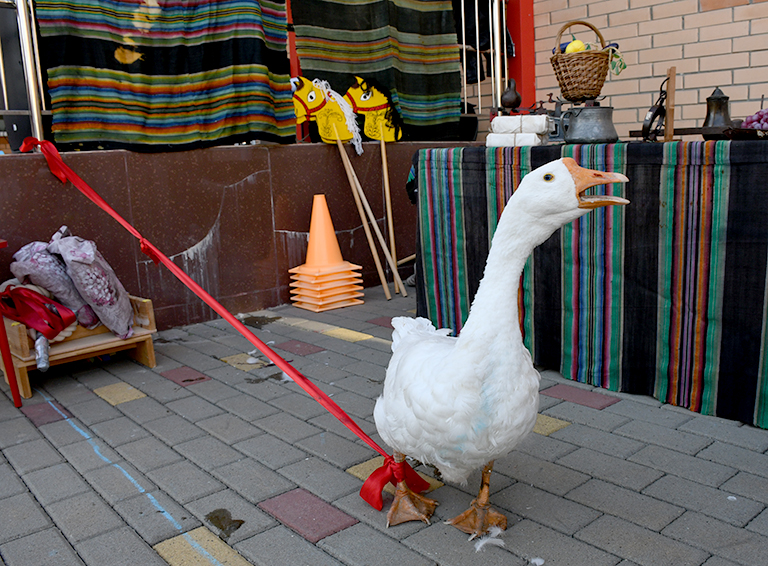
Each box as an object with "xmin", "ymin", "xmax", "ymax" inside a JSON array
[{"xmin": 289, "ymin": 194, "xmax": 364, "ymax": 312}]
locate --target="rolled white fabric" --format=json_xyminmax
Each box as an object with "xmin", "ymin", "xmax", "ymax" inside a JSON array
[
  {"xmin": 485, "ymin": 133, "xmax": 544, "ymax": 147},
  {"xmin": 491, "ymin": 115, "xmax": 551, "ymax": 135}
]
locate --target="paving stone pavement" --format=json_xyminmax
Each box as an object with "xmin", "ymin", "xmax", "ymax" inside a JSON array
[{"xmin": 2, "ymin": 285, "xmax": 768, "ymax": 566}]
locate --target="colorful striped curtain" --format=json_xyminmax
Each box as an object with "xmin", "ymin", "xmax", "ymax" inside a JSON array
[
  {"xmin": 36, "ymin": 0, "xmax": 295, "ymax": 149},
  {"xmin": 414, "ymin": 142, "xmax": 768, "ymax": 429},
  {"xmin": 290, "ymin": 0, "xmax": 462, "ymax": 140}
]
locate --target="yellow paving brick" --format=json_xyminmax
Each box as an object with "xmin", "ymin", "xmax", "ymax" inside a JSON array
[
  {"xmin": 533, "ymin": 413, "xmax": 571, "ymax": 436},
  {"xmin": 93, "ymin": 382, "xmax": 145, "ymax": 406},
  {"xmin": 292, "ymin": 319, "xmax": 337, "ymax": 333},
  {"xmin": 322, "ymin": 327, "xmax": 373, "ymax": 342},
  {"xmin": 154, "ymin": 527, "xmax": 252, "ymax": 566},
  {"xmin": 347, "ymin": 456, "xmax": 443, "ymax": 495},
  {"xmin": 220, "ymin": 353, "xmax": 271, "ymax": 372}
]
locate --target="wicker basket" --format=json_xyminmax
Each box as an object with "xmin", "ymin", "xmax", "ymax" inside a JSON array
[{"xmin": 550, "ymin": 21, "xmax": 610, "ymax": 102}]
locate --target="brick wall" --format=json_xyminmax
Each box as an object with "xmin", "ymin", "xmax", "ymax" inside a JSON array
[{"xmin": 533, "ymin": 0, "xmax": 768, "ymax": 139}]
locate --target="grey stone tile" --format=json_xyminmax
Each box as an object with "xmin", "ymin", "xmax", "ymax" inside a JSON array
[
  {"xmin": 73, "ymin": 526, "xmax": 167, "ymax": 565},
  {"xmin": 38, "ymin": 418, "xmax": 91, "ymax": 448},
  {"xmin": 24, "ymin": 463, "xmax": 90, "ymax": 505},
  {"xmin": 576, "ymin": 515, "xmax": 708, "ymax": 566},
  {"xmin": 128, "ymin": 372, "xmax": 190, "ymax": 403},
  {"xmin": 84, "ymin": 462, "xmax": 157, "ymax": 505},
  {"xmin": 721, "ymin": 472, "xmax": 768, "ymax": 505},
  {"xmin": 319, "ymin": 523, "xmax": 434, "ymax": 566},
  {"xmin": 46, "ymin": 492, "xmax": 124, "ymax": 543},
  {"xmin": 331, "ymin": 374, "xmax": 384, "ymax": 398},
  {"xmin": 402, "ymin": 522, "xmax": 524, "ymax": 565},
  {"xmin": 678, "ymin": 418, "xmax": 768, "ymax": 452},
  {"xmin": 174, "ymin": 435, "xmax": 242, "ymax": 468},
  {"xmin": 0, "ymin": 463, "xmax": 26, "ymax": 499},
  {"xmin": 59, "ymin": 438, "xmax": 120, "ymax": 474},
  {"xmin": 165, "ymin": 395, "xmax": 223, "ymax": 422},
  {"xmin": 494, "ymin": 451, "xmax": 590, "ymax": 496},
  {"xmin": 494, "ymin": 483, "xmax": 601, "ymax": 535},
  {"xmin": 551, "ymin": 422, "xmax": 646, "ymax": 459},
  {"xmin": 3, "ymin": 438, "xmax": 63, "ymax": 474},
  {"xmin": 142, "ymin": 414, "xmax": 205, "ymax": 445},
  {"xmin": 543, "ymin": 401, "xmax": 630, "ymax": 431},
  {"xmin": 296, "ymin": 431, "xmax": 374, "ymax": 469},
  {"xmin": 64, "ymin": 397, "xmax": 122, "ymax": 425},
  {"xmin": 113, "ymin": 491, "xmax": 200, "ymax": 545},
  {"xmin": 643, "ymin": 475, "xmax": 764, "ymax": 527},
  {"xmin": 254, "ymin": 412, "xmax": 322, "ymax": 443},
  {"xmin": 233, "ymin": 435, "xmax": 307, "ymax": 469},
  {"xmin": 187, "ymin": 489, "xmax": 277, "ymax": 545},
  {"xmin": 568, "ymin": 478, "xmax": 685, "ymax": 531},
  {"xmin": 697, "ymin": 441, "xmax": 768, "ymax": 479},
  {"xmin": 153, "ymin": 343, "xmax": 226, "ymax": 371},
  {"xmin": 628, "ymin": 445, "xmax": 737, "ymax": 487},
  {"xmin": 73, "ymin": 368, "xmax": 121, "ymax": 390},
  {"xmin": 211, "ymin": 458, "xmax": 295, "ymax": 503},
  {"xmin": 236, "ymin": 526, "xmax": 344, "ymax": 566},
  {"xmin": 90, "ymin": 416, "xmax": 150, "ymax": 446},
  {"xmin": 234, "ymin": 376, "xmax": 291, "ymax": 402},
  {"xmin": 502, "ymin": 519, "xmax": 618, "ymax": 566},
  {"xmin": 515, "ymin": 430, "xmax": 579, "ymax": 462},
  {"xmin": 322, "ymin": 390, "xmax": 375, "ymax": 420},
  {"xmin": 147, "ymin": 460, "xmax": 224, "ymax": 504},
  {"xmin": 184, "ymin": 377, "xmax": 241, "ymax": 403},
  {"xmin": 300, "ymin": 362, "xmax": 352, "ymax": 384},
  {"xmin": 557, "ymin": 447, "xmax": 663, "ymax": 491},
  {"xmin": 197, "ymin": 413, "xmax": 261, "ymax": 444},
  {"xmin": 278, "ymin": 457, "xmax": 360, "ymax": 501},
  {"xmin": 746, "ymin": 507, "xmax": 768, "ymax": 537},
  {"xmin": 662, "ymin": 511, "xmax": 768, "ymax": 566},
  {"xmin": 0, "ymin": 493, "xmax": 52, "ymax": 544},
  {"xmin": 613, "ymin": 419, "xmax": 713, "ymax": 455},
  {"xmin": 268, "ymin": 392, "xmax": 328, "ymax": 420},
  {"xmin": 308, "ymin": 412, "xmax": 379, "ymax": 443},
  {"xmin": 0, "ymin": 417, "xmax": 41, "ymax": 449},
  {"xmin": 41, "ymin": 378, "xmax": 95, "ymax": 406},
  {"xmin": 604, "ymin": 399, "xmax": 694, "ymax": 428},
  {"xmin": 116, "ymin": 397, "xmax": 173, "ymax": 423},
  {"xmin": 204, "ymin": 364, "xmax": 250, "ymax": 387},
  {"xmin": 339, "ymin": 360, "xmax": 386, "ymax": 382},
  {"xmin": 0, "ymin": 528, "xmax": 84, "ymax": 566},
  {"xmin": 114, "ymin": 437, "xmax": 182, "ymax": 472},
  {"xmin": 701, "ymin": 557, "xmax": 743, "ymax": 566}
]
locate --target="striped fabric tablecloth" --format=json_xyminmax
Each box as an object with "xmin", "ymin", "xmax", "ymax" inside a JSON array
[{"xmin": 413, "ymin": 141, "xmax": 768, "ymax": 429}]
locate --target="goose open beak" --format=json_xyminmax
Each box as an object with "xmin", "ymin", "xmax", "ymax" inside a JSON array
[{"xmin": 563, "ymin": 157, "xmax": 630, "ymax": 209}]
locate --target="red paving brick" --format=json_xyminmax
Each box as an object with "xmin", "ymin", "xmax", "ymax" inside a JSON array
[
  {"xmin": 258, "ymin": 488, "xmax": 357, "ymax": 543},
  {"xmin": 367, "ymin": 317, "xmax": 394, "ymax": 329},
  {"xmin": 21, "ymin": 401, "xmax": 72, "ymax": 427},
  {"xmin": 160, "ymin": 366, "xmax": 211, "ymax": 386},
  {"xmin": 274, "ymin": 340, "xmax": 325, "ymax": 356},
  {"xmin": 540, "ymin": 383, "xmax": 620, "ymax": 410}
]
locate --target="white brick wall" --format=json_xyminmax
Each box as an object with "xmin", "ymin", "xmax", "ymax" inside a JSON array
[{"xmin": 533, "ymin": 0, "xmax": 768, "ymax": 139}]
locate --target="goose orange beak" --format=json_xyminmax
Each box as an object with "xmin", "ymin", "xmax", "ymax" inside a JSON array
[{"xmin": 563, "ymin": 157, "xmax": 630, "ymax": 209}]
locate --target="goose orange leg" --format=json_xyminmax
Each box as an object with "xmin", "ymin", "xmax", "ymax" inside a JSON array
[
  {"xmin": 386, "ymin": 452, "xmax": 439, "ymax": 527},
  {"xmin": 447, "ymin": 460, "xmax": 507, "ymax": 539}
]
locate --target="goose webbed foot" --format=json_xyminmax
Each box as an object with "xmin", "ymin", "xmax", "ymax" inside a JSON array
[
  {"xmin": 447, "ymin": 499, "xmax": 507, "ymax": 540},
  {"xmin": 387, "ymin": 481, "xmax": 439, "ymax": 527}
]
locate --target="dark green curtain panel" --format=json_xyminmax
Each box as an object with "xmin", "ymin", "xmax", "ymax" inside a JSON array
[
  {"xmin": 36, "ymin": 0, "xmax": 295, "ymax": 150},
  {"xmin": 291, "ymin": 0, "xmax": 462, "ymax": 140}
]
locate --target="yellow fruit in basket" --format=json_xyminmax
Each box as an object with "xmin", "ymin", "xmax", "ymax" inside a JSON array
[{"xmin": 565, "ymin": 39, "xmax": 585, "ymax": 53}]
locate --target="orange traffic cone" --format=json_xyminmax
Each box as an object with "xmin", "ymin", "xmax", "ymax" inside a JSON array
[{"xmin": 289, "ymin": 194, "xmax": 364, "ymax": 312}]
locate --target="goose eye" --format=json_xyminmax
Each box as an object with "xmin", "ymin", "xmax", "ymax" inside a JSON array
[{"xmin": 543, "ymin": 173, "xmax": 554, "ymax": 182}]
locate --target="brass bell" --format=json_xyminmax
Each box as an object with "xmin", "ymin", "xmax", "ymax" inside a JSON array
[{"xmin": 703, "ymin": 87, "xmax": 731, "ymax": 139}]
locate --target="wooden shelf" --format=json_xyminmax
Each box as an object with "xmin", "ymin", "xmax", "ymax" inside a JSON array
[{"xmin": 2, "ymin": 296, "xmax": 157, "ymax": 399}]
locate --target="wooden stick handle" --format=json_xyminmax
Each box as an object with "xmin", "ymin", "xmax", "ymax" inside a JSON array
[
  {"xmin": 337, "ymin": 138, "xmax": 407, "ymax": 297},
  {"xmin": 380, "ymin": 124, "xmax": 399, "ymax": 294},
  {"xmin": 334, "ymin": 128, "xmax": 391, "ymax": 299}
]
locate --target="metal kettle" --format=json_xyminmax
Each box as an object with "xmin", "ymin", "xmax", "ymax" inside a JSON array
[
  {"xmin": 703, "ymin": 87, "xmax": 731, "ymax": 140},
  {"xmin": 562, "ymin": 105, "xmax": 619, "ymax": 144}
]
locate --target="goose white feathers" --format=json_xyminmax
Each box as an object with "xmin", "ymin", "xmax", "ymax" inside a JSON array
[{"xmin": 373, "ymin": 157, "xmax": 629, "ymax": 537}]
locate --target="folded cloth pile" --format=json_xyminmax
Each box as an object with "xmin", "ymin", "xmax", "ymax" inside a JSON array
[{"xmin": 485, "ymin": 115, "xmax": 552, "ymax": 147}]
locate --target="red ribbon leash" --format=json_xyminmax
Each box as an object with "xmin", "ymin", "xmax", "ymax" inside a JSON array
[{"xmin": 20, "ymin": 137, "xmax": 426, "ymax": 509}]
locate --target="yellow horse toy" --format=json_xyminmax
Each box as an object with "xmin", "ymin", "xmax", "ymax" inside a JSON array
[
  {"xmin": 343, "ymin": 76, "xmax": 402, "ymax": 143},
  {"xmin": 292, "ymin": 77, "xmax": 362, "ymax": 154}
]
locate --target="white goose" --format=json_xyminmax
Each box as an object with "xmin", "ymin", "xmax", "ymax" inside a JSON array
[{"xmin": 373, "ymin": 157, "xmax": 629, "ymax": 538}]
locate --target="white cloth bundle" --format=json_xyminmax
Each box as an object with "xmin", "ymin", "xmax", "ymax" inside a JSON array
[
  {"xmin": 491, "ymin": 115, "xmax": 551, "ymax": 135},
  {"xmin": 485, "ymin": 133, "xmax": 545, "ymax": 147}
]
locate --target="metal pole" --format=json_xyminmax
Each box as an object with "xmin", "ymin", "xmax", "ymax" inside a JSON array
[
  {"xmin": 474, "ymin": 0, "xmax": 481, "ymax": 112},
  {"xmin": 27, "ymin": 0, "xmax": 46, "ymax": 111},
  {"xmin": 15, "ymin": 0, "xmax": 44, "ymax": 140},
  {"xmin": 0, "ymin": 28, "xmax": 9, "ymax": 110},
  {"xmin": 492, "ymin": 0, "xmax": 503, "ymax": 109},
  {"xmin": 460, "ymin": 0, "xmax": 466, "ymax": 111}
]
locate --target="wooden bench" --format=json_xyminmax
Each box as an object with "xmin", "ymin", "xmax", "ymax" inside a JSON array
[{"xmin": 1, "ymin": 296, "xmax": 157, "ymax": 399}]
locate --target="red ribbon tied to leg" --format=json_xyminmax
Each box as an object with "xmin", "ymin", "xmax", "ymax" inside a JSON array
[
  {"xmin": 20, "ymin": 136, "xmax": 431, "ymax": 513},
  {"xmin": 359, "ymin": 456, "xmax": 431, "ymax": 511}
]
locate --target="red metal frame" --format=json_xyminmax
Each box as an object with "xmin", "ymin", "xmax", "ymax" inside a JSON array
[{"xmin": 506, "ymin": 0, "xmax": 536, "ymax": 111}]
